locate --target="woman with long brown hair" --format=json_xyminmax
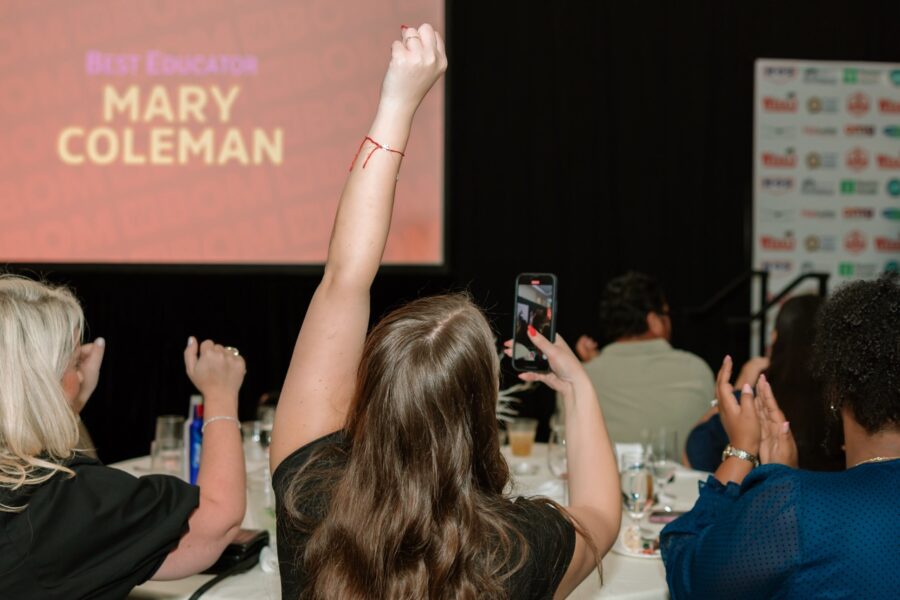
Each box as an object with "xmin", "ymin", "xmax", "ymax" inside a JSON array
[{"xmin": 270, "ymin": 24, "xmax": 621, "ymax": 599}]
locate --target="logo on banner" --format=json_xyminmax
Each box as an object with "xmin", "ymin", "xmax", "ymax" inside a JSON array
[
  {"xmin": 875, "ymin": 237, "xmax": 900, "ymax": 252},
  {"xmin": 760, "ymin": 125, "xmax": 797, "ymax": 140},
  {"xmin": 847, "ymin": 93, "xmax": 870, "ymax": 117},
  {"xmin": 888, "ymin": 179, "xmax": 900, "ymax": 197},
  {"xmin": 803, "ymin": 67, "xmax": 839, "ymax": 85},
  {"xmin": 760, "ymin": 208, "xmax": 796, "ymax": 222},
  {"xmin": 843, "ymin": 207, "xmax": 874, "ymax": 220},
  {"xmin": 877, "ymin": 153, "xmax": 900, "ymax": 169},
  {"xmin": 841, "ymin": 179, "xmax": 878, "ymax": 195},
  {"xmin": 807, "ymin": 96, "xmax": 839, "ymax": 114},
  {"xmin": 885, "ymin": 125, "xmax": 900, "ymax": 138},
  {"xmin": 760, "ymin": 232, "xmax": 796, "ymax": 251},
  {"xmin": 844, "ymin": 68, "xmax": 880, "ymax": 84},
  {"xmin": 886, "ymin": 261, "xmax": 900, "ymax": 273},
  {"xmin": 803, "ymin": 125, "xmax": 838, "ymax": 136},
  {"xmin": 891, "ymin": 70, "xmax": 900, "ymax": 86},
  {"xmin": 844, "ymin": 230, "xmax": 867, "ymax": 254},
  {"xmin": 846, "ymin": 147, "xmax": 869, "ymax": 171},
  {"xmin": 801, "ymin": 178, "xmax": 835, "ymax": 196},
  {"xmin": 883, "ymin": 208, "xmax": 900, "ymax": 220},
  {"xmin": 762, "ymin": 148, "xmax": 796, "ymax": 168},
  {"xmin": 839, "ymin": 262, "xmax": 878, "ymax": 277},
  {"xmin": 763, "ymin": 65, "xmax": 796, "ymax": 83},
  {"xmin": 761, "ymin": 177, "xmax": 794, "ymax": 194},
  {"xmin": 762, "ymin": 93, "xmax": 798, "ymax": 113},
  {"xmin": 845, "ymin": 124, "xmax": 876, "ymax": 137},
  {"xmin": 880, "ymin": 98, "xmax": 900, "ymax": 114},
  {"xmin": 761, "ymin": 260, "xmax": 793, "ymax": 273},
  {"xmin": 804, "ymin": 235, "xmax": 836, "ymax": 251},
  {"xmin": 806, "ymin": 152, "xmax": 837, "ymax": 169},
  {"xmin": 801, "ymin": 209, "xmax": 836, "ymax": 219}
]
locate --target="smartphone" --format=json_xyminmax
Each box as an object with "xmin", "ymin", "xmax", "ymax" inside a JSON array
[{"xmin": 511, "ymin": 273, "xmax": 558, "ymax": 372}]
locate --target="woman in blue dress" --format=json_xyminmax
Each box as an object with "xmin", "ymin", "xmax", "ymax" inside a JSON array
[{"xmin": 661, "ymin": 274, "xmax": 900, "ymax": 599}]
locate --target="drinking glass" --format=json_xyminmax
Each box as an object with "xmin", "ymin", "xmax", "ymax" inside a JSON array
[
  {"xmin": 257, "ymin": 405, "xmax": 275, "ymax": 452},
  {"xmin": 508, "ymin": 417, "xmax": 539, "ymax": 475},
  {"xmin": 645, "ymin": 428, "xmax": 679, "ymax": 510},
  {"xmin": 620, "ymin": 451, "xmax": 652, "ymax": 535},
  {"xmin": 151, "ymin": 415, "xmax": 185, "ymax": 478},
  {"xmin": 547, "ymin": 424, "xmax": 568, "ymax": 505}
]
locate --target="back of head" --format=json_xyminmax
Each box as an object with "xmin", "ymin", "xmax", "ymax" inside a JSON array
[
  {"xmin": 768, "ymin": 294, "xmax": 823, "ymax": 384},
  {"xmin": 813, "ymin": 273, "xmax": 900, "ymax": 435},
  {"xmin": 765, "ymin": 294, "xmax": 842, "ymax": 470},
  {"xmin": 598, "ymin": 271, "xmax": 667, "ymax": 342},
  {"xmin": 296, "ymin": 293, "xmax": 524, "ymax": 598},
  {"xmin": 0, "ymin": 275, "xmax": 84, "ymax": 507}
]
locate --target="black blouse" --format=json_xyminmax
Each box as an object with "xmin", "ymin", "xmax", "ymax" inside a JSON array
[
  {"xmin": 273, "ymin": 432, "xmax": 576, "ymax": 600},
  {"xmin": 0, "ymin": 453, "xmax": 199, "ymax": 599}
]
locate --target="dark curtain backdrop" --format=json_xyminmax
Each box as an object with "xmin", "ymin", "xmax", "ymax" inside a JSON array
[{"xmin": 12, "ymin": 0, "xmax": 900, "ymax": 462}]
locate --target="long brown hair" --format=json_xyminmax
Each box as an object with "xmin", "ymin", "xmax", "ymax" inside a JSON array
[{"xmin": 285, "ymin": 294, "xmax": 569, "ymax": 598}]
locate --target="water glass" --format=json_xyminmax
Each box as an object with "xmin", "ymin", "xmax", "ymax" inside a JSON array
[
  {"xmin": 547, "ymin": 424, "xmax": 568, "ymax": 505},
  {"xmin": 151, "ymin": 415, "xmax": 185, "ymax": 478},
  {"xmin": 620, "ymin": 451, "xmax": 652, "ymax": 533},
  {"xmin": 645, "ymin": 428, "xmax": 679, "ymax": 508}
]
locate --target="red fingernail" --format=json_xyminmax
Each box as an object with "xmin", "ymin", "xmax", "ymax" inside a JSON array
[
  {"xmin": 527, "ymin": 325, "xmax": 537, "ymax": 337},
  {"xmin": 401, "ymin": 25, "xmax": 409, "ymax": 29}
]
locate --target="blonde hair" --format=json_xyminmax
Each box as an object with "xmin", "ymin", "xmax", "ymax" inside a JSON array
[{"xmin": 0, "ymin": 275, "xmax": 84, "ymax": 511}]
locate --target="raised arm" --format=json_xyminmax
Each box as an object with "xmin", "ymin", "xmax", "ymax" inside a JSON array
[
  {"xmin": 270, "ymin": 25, "xmax": 447, "ymax": 471},
  {"xmin": 505, "ymin": 330, "xmax": 622, "ymax": 598},
  {"xmin": 153, "ymin": 337, "xmax": 246, "ymax": 580}
]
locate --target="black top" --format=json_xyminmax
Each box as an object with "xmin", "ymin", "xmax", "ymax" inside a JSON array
[
  {"xmin": 273, "ymin": 432, "xmax": 576, "ymax": 600},
  {"xmin": 0, "ymin": 453, "xmax": 199, "ymax": 600}
]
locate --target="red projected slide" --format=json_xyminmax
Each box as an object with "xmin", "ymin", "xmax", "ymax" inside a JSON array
[{"xmin": 0, "ymin": 1, "xmax": 444, "ymax": 265}]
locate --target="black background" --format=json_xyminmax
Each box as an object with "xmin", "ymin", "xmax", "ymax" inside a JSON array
[{"xmin": 10, "ymin": 0, "xmax": 900, "ymax": 462}]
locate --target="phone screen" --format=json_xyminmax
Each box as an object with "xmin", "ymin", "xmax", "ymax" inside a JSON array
[{"xmin": 512, "ymin": 273, "xmax": 557, "ymax": 371}]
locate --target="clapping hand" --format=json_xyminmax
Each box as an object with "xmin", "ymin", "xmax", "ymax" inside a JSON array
[
  {"xmin": 715, "ymin": 355, "xmax": 761, "ymax": 456},
  {"xmin": 754, "ymin": 374, "xmax": 798, "ymax": 467}
]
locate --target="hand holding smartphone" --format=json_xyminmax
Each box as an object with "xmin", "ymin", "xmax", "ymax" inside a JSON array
[{"xmin": 511, "ymin": 273, "xmax": 558, "ymax": 372}]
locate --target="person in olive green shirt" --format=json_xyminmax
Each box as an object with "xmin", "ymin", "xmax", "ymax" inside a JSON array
[{"xmin": 570, "ymin": 272, "xmax": 714, "ymax": 451}]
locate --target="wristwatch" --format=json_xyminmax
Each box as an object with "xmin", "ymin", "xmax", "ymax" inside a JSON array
[{"xmin": 721, "ymin": 444, "xmax": 760, "ymax": 468}]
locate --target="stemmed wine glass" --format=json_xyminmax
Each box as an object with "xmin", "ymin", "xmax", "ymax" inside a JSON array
[
  {"xmin": 547, "ymin": 424, "xmax": 568, "ymax": 505},
  {"xmin": 645, "ymin": 428, "xmax": 679, "ymax": 511},
  {"xmin": 620, "ymin": 451, "xmax": 653, "ymax": 536}
]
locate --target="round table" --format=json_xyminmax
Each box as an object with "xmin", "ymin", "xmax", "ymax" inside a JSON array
[
  {"xmin": 116, "ymin": 443, "xmax": 706, "ymax": 599},
  {"xmin": 502, "ymin": 443, "xmax": 705, "ymax": 600}
]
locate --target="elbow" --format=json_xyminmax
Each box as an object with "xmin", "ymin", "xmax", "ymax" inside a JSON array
[{"xmin": 198, "ymin": 491, "xmax": 246, "ymax": 544}]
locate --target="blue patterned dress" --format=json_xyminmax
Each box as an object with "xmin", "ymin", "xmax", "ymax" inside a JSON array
[{"xmin": 660, "ymin": 459, "xmax": 900, "ymax": 599}]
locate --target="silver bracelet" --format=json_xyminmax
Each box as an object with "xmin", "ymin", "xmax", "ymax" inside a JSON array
[{"xmin": 201, "ymin": 415, "xmax": 241, "ymax": 434}]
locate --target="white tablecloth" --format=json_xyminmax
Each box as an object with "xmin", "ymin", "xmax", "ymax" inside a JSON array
[{"xmin": 116, "ymin": 443, "xmax": 706, "ymax": 599}]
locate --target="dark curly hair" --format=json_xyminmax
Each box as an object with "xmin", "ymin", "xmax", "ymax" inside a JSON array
[
  {"xmin": 597, "ymin": 271, "xmax": 667, "ymax": 341},
  {"xmin": 812, "ymin": 273, "xmax": 900, "ymax": 434}
]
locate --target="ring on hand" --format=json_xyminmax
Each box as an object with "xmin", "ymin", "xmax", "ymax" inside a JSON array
[
  {"xmin": 225, "ymin": 346, "xmax": 240, "ymax": 356},
  {"xmin": 404, "ymin": 35, "xmax": 421, "ymax": 42}
]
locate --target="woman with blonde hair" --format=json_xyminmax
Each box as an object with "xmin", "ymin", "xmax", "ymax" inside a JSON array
[
  {"xmin": 0, "ymin": 275, "xmax": 248, "ymax": 598},
  {"xmin": 271, "ymin": 24, "xmax": 622, "ymax": 599}
]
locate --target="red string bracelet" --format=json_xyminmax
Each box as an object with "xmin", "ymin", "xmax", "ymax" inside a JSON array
[{"xmin": 348, "ymin": 135, "xmax": 405, "ymax": 171}]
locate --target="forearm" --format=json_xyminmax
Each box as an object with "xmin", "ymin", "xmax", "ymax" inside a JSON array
[
  {"xmin": 153, "ymin": 394, "xmax": 245, "ymax": 579},
  {"xmin": 562, "ymin": 377, "xmax": 621, "ymax": 547},
  {"xmin": 324, "ymin": 103, "xmax": 417, "ymax": 287}
]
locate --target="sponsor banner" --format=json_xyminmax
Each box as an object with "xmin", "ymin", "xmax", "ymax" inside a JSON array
[
  {"xmin": 800, "ymin": 178, "xmax": 835, "ymax": 196},
  {"xmin": 756, "ymin": 58, "xmax": 900, "ymax": 349}
]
